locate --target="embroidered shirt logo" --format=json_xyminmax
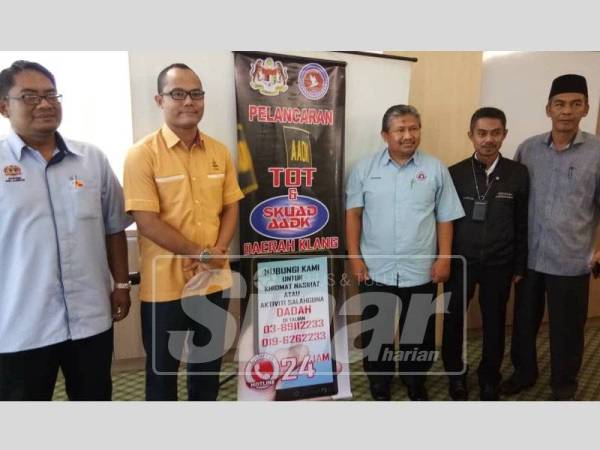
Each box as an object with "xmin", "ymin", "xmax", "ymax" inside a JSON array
[{"xmin": 70, "ymin": 176, "xmax": 85, "ymax": 189}]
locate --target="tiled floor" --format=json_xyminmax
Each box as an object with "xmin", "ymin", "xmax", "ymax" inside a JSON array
[{"xmin": 53, "ymin": 326, "xmax": 600, "ymax": 401}]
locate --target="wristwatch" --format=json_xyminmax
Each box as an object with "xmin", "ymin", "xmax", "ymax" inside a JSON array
[
  {"xmin": 199, "ymin": 248, "xmax": 212, "ymax": 263},
  {"xmin": 115, "ymin": 282, "xmax": 131, "ymax": 290}
]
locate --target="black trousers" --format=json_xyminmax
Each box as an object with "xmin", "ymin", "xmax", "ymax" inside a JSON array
[
  {"xmin": 359, "ymin": 281, "xmax": 437, "ymax": 387},
  {"xmin": 442, "ymin": 263, "xmax": 513, "ymax": 387},
  {"xmin": 141, "ymin": 292, "xmax": 230, "ymax": 401},
  {"xmin": 509, "ymin": 269, "xmax": 589, "ymax": 398},
  {"xmin": 0, "ymin": 327, "xmax": 113, "ymax": 401}
]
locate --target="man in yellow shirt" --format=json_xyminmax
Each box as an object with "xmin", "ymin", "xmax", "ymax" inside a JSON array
[{"xmin": 124, "ymin": 63, "xmax": 244, "ymax": 400}]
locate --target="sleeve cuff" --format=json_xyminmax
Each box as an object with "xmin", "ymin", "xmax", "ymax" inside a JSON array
[
  {"xmin": 125, "ymin": 199, "xmax": 160, "ymax": 213},
  {"xmin": 105, "ymin": 214, "xmax": 134, "ymax": 235},
  {"xmin": 436, "ymin": 210, "xmax": 466, "ymax": 222},
  {"xmin": 223, "ymin": 189, "xmax": 245, "ymax": 205},
  {"xmin": 345, "ymin": 195, "xmax": 364, "ymax": 210}
]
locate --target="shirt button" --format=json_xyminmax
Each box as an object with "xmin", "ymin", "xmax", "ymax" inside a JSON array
[
  {"xmin": 192, "ymin": 177, "xmax": 197, "ymax": 181},
  {"xmin": 194, "ymin": 200, "xmax": 200, "ymax": 204}
]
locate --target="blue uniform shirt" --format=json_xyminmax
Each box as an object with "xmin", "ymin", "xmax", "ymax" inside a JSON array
[
  {"xmin": 346, "ymin": 148, "xmax": 465, "ymax": 287},
  {"xmin": 0, "ymin": 131, "xmax": 132, "ymax": 353}
]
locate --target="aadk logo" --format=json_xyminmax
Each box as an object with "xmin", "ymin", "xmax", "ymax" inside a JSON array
[
  {"xmin": 415, "ymin": 171, "xmax": 427, "ymax": 181},
  {"xmin": 298, "ymin": 63, "xmax": 329, "ymax": 100}
]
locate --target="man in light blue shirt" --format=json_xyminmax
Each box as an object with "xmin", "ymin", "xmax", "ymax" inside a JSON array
[
  {"xmin": 346, "ymin": 104, "xmax": 464, "ymax": 401},
  {"xmin": 0, "ymin": 60, "xmax": 132, "ymax": 400}
]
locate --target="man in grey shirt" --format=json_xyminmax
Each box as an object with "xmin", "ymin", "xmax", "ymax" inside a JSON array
[{"xmin": 501, "ymin": 74, "xmax": 600, "ymax": 400}]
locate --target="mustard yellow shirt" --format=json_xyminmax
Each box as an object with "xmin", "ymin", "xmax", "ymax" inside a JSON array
[{"xmin": 124, "ymin": 125, "xmax": 244, "ymax": 302}]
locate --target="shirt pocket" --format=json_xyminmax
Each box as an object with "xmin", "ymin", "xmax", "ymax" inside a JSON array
[
  {"xmin": 492, "ymin": 191, "xmax": 515, "ymax": 223},
  {"xmin": 72, "ymin": 179, "xmax": 102, "ymax": 220},
  {"xmin": 206, "ymin": 172, "xmax": 225, "ymax": 188},
  {"xmin": 563, "ymin": 166, "xmax": 595, "ymax": 208},
  {"xmin": 411, "ymin": 180, "xmax": 436, "ymax": 211},
  {"xmin": 363, "ymin": 176, "xmax": 386, "ymax": 204},
  {"xmin": 155, "ymin": 174, "xmax": 186, "ymax": 206},
  {"xmin": 205, "ymin": 173, "xmax": 225, "ymax": 210}
]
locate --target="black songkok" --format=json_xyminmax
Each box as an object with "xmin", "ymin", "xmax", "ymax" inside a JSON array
[{"xmin": 549, "ymin": 74, "xmax": 588, "ymax": 99}]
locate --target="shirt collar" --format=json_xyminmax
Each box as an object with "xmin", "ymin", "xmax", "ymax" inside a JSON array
[
  {"xmin": 55, "ymin": 132, "xmax": 81, "ymax": 156},
  {"xmin": 7, "ymin": 130, "xmax": 78, "ymax": 161},
  {"xmin": 473, "ymin": 152, "xmax": 500, "ymax": 175},
  {"xmin": 544, "ymin": 129, "xmax": 585, "ymax": 150},
  {"xmin": 382, "ymin": 147, "xmax": 420, "ymax": 167},
  {"xmin": 161, "ymin": 124, "xmax": 204, "ymax": 150}
]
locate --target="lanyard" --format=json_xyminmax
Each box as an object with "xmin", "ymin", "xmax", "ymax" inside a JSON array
[{"xmin": 470, "ymin": 157, "xmax": 496, "ymax": 201}]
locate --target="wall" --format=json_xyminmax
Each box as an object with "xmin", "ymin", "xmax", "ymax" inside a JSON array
[
  {"xmin": 0, "ymin": 51, "xmax": 133, "ymax": 182},
  {"xmin": 386, "ymin": 51, "xmax": 484, "ymax": 166},
  {"xmin": 480, "ymin": 51, "xmax": 600, "ymax": 158}
]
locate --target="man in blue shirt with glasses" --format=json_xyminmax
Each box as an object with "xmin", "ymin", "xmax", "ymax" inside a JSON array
[{"xmin": 0, "ymin": 60, "xmax": 132, "ymax": 400}]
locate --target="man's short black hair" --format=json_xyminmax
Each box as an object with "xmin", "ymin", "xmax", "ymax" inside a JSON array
[
  {"xmin": 157, "ymin": 63, "xmax": 194, "ymax": 94},
  {"xmin": 469, "ymin": 107, "xmax": 507, "ymax": 132},
  {"xmin": 0, "ymin": 60, "xmax": 56, "ymax": 98},
  {"xmin": 381, "ymin": 104, "xmax": 421, "ymax": 132}
]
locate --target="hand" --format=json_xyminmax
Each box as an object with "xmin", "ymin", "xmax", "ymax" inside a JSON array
[
  {"xmin": 183, "ymin": 247, "xmax": 227, "ymax": 281},
  {"xmin": 111, "ymin": 288, "xmax": 131, "ymax": 321},
  {"xmin": 206, "ymin": 246, "xmax": 228, "ymax": 270},
  {"xmin": 182, "ymin": 257, "xmax": 202, "ymax": 282},
  {"xmin": 348, "ymin": 257, "xmax": 370, "ymax": 283},
  {"xmin": 512, "ymin": 275, "xmax": 524, "ymax": 284},
  {"xmin": 589, "ymin": 251, "xmax": 600, "ymax": 279},
  {"xmin": 431, "ymin": 258, "xmax": 451, "ymax": 284},
  {"xmin": 237, "ymin": 325, "xmax": 306, "ymax": 401}
]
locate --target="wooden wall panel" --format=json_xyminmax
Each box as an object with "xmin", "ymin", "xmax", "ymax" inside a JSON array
[{"xmin": 386, "ymin": 51, "xmax": 483, "ymax": 166}]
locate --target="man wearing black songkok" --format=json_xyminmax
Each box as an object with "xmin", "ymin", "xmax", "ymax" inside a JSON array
[{"xmin": 500, "ymin": 74, "xmax": 600, "ymax": 400}]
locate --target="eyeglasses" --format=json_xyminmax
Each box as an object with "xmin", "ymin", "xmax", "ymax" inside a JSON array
[
  {"xmin": 160, "ymin": 89, "xmax": 205, "ymax": 101},
  {"xmin": 6, "ymin": 93, "xmax": 63, "ymax": 106}
]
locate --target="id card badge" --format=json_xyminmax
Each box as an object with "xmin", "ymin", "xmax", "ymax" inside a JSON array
[{"xmin": 472, "ymin": 200, "xmax": 488, "ymax": 222}]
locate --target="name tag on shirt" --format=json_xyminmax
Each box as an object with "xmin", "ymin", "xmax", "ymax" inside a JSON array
[
  {"xmin": 495, "ymin": 192, "xmax": 513, "ymax": 200},
  {"xmin": 472, "ymin": 200, "xmax": 487, "ymax": 222}
]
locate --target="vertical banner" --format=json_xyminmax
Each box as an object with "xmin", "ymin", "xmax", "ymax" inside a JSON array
[{"xmin": 234, "ymin": 52, "xmax": 351, "ymax": 400}]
